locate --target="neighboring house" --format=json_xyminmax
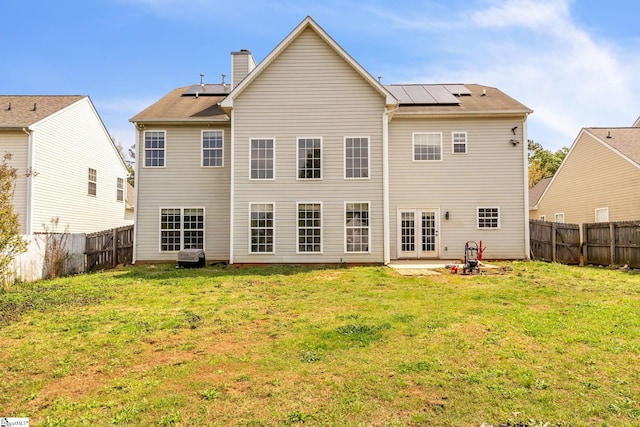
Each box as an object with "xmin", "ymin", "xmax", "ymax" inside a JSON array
[
  {"xmin": 0, "ymin": 95, "xmax": 132, "ymax": 234},
  {"xmin": 125, "ymin": 182, "xmax": 135, "ymax": 222},
  {"xmin": 131, "ymin": 17, "xmax": 532, "ymax": 264},
  {"xmin": 531, "ymin": 127, "xmax": 640, "ymax": 225},
  {"xmin": 528, "ymin": 176, "xmax": 552, "ymax": 220}
]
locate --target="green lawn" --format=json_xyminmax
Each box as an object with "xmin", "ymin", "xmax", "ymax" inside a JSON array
[{"xmin": 1, "ymin": 262, "xmax": 639, "ymax": 426}]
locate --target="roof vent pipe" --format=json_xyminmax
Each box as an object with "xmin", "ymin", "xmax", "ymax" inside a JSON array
[
  {"xmin": 606, "ymin": 131, "xmax": 612, "ymax": 138},
  {"xmin": 32, "ymin": 103, "xmax": 37, "ymax": 111}
]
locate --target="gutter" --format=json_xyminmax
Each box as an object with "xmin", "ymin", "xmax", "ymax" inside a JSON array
[{"xmin": 22, "ymin": 127, "xmax": 33, "ymax": 235}]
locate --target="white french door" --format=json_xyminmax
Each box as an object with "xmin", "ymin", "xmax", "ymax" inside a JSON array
[{"xmin": 397, "ymin": 209, "xmax": 439, "ymax": 259}]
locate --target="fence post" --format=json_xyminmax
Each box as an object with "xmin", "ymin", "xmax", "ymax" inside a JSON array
[
  {"xmin": 609, "ymin": 223, "xmax": 616, "ymax": 266},
  {"xmin": 112, "ymin": 228, "xmax": 118, "ymax": 268},
  {"xmin": 582, "ymin": 223, "xmax": 587, "ymax": 266},
  {"xmin": 552, "ymin": 222, "xmax": 557, "ymax": 262}
]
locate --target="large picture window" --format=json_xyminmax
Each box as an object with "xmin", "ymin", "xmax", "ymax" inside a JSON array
[
  {"xmin": 298, "ymin": 203, "xmax": 322, "ymax": 253},
  {"xmin": 160, "ymin": 208, "xmax": 204, "ymax": 252},
  {"xmin": 345, "ymin": 137, "xmax": 369, "ymax": 178},
  {"xmin": 345, "ymin": 202, "xmax": 370, "ymax": 252},
  {"xmin": 413, "ymin": 133, "xmax": 442, "ymax": 161},
  {"xmin": 477, "ymin": 207, "xmax": 500, "ymax": 229},
  {"xmin": 250, "ymin": 203, "xmax": 274, "ymax": 253},
  {"xmin": 298, "ymin": 138, "xmax": 322, "ymax": 179},
  {"xmin": 144, "ymin": 131, "xmax": 165, "ymax": 167},
  {"xmin": 250, "ymin": 138, "xmax": 274, "ymax": 179},
  {"xmin": 203, "ymin": 130, "xmax": 224, "ymax": 167}
]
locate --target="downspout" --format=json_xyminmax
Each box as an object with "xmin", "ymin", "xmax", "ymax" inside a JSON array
[
  {"xmin": 22, "ymin": 127, "xmax": 33, "ymax": 235},
  {"xmin": 229, "ymin": 110, "xmax": 235, "ymax": 264},
  {"xmin": 382, "ymin": 104, "xmax": 399, "ymax": 265},
  {"xmin": 522, "ymin": 116, "xmax": 531, "ymax": 259},
  {"xmin": 132, "ymin": 123, "xmax": 141, "ymax": 264}
]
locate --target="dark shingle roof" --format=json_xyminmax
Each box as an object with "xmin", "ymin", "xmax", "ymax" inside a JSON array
[
  {"xmin": 130, "ymin": 87, "xmax": 228, "ymax": 123},
  {"xmin": 0, "ymin": 95, "xmax": 85, "ymax": 128},
  {"xmin": 529, "ymin": 176, "xmax": 552, "ymax": 208}
]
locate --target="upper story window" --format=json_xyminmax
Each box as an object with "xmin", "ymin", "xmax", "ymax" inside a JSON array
[
  {"xmin": 595, "ymin": 207, "xmax": 609, "ymax": 223},
  {"xmin": 414, "ymin": 133, "xmax": 442, "ymax": 161},
  {"xmin": 477, "ymin": 207, "xmax": 500, "ymax": 229},
  {"xmin": 298, "ymin": 138, "xmax": 322, "ymax": 179},
  {"xmin": 144, "ymin": 131, "xmax": 165, "ymax": 167},
  {"xmin": 203, "ymin": 130, "xmax": 224, "ymax": 167},
  {"xmin": 116, "ymin": 177, "xmax": 124, "ymax": 202},
  {"xmin": 250, "ymin": 138, "xmax": 274, "ymax": 179},
  {"xmin": 88, "ymin": 168, "xmax": 97, "ymax": 196},
  {"xmin": 452, "ymin": 132, "xmax": 467, "ymax": 154},
  {"xmin": 345, "ymin": 137, "xmax": 369, "ymax": 179}
]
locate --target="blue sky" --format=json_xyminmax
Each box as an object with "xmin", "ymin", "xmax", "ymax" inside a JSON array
[{"xmin": 2, "ymin": 0, "xmax": 639, "ymax": 155}]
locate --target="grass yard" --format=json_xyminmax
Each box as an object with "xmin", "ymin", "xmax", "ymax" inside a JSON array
[{"xmin": 1, "ymin": 261, "xmax": 640, "ymax": 426}]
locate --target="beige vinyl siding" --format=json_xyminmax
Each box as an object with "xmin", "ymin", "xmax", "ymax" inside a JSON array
[
  {"xmin": 388, "ymin": 117, "xmax": 528, "ymax": 260},
  {"xmin": 29, "ymin": 98, "xmax": 129, "ymax": 233},
  {"xmin": 536, "ymin": 132, "xmax": 640, "ymax": 224},
  {"xmin": 135, "ymin": 124, "xmax": 231, "ymax": 262},
  {"xmin": 232, "ymin": 27, "xmax": 386, "ymax": 263},
  {"xmin": 0, "ymin": 131, "xmax": 29, "ymax": 234}
]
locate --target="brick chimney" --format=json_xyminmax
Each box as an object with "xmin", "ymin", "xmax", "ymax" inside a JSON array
[{"xmin": 231, "ymin": 49, "xmax": 256, "ymax": 89}]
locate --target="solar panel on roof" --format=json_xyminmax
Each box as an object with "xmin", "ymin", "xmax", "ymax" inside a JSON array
[
  {"xmin": 423, "ymin": 85, "xmax": 459, "ymax": 104},
  {"xmin": 385, "ymin": 86, "xmax": 413, "ymax": 104},
  {"xmin": 403, "ymin": 85, "xmax": 437, "ymax": 104},
  {"xmin": 182, "ymin": 84, "xmax": 230, "ymax": 96},
  {"xmin": 443, "ymin": 84, "xmax": 472, "ymax": 96}
]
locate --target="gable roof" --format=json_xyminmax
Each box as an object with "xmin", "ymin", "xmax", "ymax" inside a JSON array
[
  {"xmin": 584, "ymin": 127, "xmax": 640, "ymax": 166},
  {"xmin": 130, "ymin": 86, "xmax": 228, "ymax": 123},
  {"xmin": 529, "ymin": 176, "xmax": 552, "ymax": 209},
  {"xmin": 220, "ymin": 16, "xmax": 397, "ymax": 111},
  {"xmin": 0, "ymin": 95, "xmax": 85, "ymax": 129}
]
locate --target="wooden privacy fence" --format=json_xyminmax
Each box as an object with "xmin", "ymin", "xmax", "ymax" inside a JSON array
[
  {"xmin": 86, "ymin": 225, "xmax": 134, "ymax": 272},
  {"xmin": 583, "ymin": 221, "xmax": 640, "ymax": 268},
  {"xmin": 530, "ymin": 219, "xmax": 640, "ymax": 268},
  {"xmin": 529, "ymin": 219, "xmax": 581, "ymax": 265}
]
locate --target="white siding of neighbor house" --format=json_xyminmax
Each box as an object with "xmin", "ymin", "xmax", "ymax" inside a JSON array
[
  {"xmin": 231, "ymin": 27, "xmax": 386, "ymax": 263},
  {"xmin": 134, "ymin": 124, "xmax": 231, "ymax": 262},
  {"xmin": 0, "ymin": 131, "xmax": 29, "ymax": 234},
  {"xmin": 534, "ymin": 132, "xmax": 640, "ymax": 225},
  {"xmin": 29, "ymin": 98, "xmax": 129, "ymax": 233},
  {"xmin": 388, "ymin": 116, "xmax": 529, "ymax": 260}
]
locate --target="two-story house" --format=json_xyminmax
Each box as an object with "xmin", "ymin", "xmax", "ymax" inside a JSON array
[
  {"xmin": 131, "ymin": 17, "xmax": 532, "ymax": 264},
  {"xmin": 0, "ymin": 95, "xmax": 131, "ymax": 234}
]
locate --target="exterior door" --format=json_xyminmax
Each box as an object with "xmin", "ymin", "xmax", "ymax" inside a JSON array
[{"xmin": 397, "ymin": 209, "xmax": 439, "ymax": 259}]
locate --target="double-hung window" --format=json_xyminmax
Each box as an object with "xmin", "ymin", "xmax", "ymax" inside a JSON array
[
  {"xmin": 345, "ymin": 202, "xmax": 370, "ymax": 252},
  {"xmin": 160, "ymin": 208, "xmax": 204, "ymax": 252},
  {"xmin": 250, "ymin": 203, "xmax": 274, "ymax": 253},
  {"xmin": 88, "ymin": 168, "xmax": 97, "ymax": 196},
  {"xmin": 250, "ymin": 138, "xmax": 275, "ymax": 179},
  {"xmin": 298, "ymin": 203, "xmax": 322, "ymax": 253},
  {"xmin": 345, "ymin": 137, "xmax": 369, "ymax": 178},
  {"xmin": 116, "ymin": 177, "xmax": 124, "ymax": 202},
  {"xmin": 298, "ymin": 138, "xmax": 322, "ymax": 179},
  {"xmin": 202, "ymin": 130, "xmax": 224, "ymax": 167},
  {"xmin": 477, "ymin": 207, "xmax": 500, "ymax": 229},
  {"xmin": 452, "ymin": 132, "xmax": 467, "ymax": 154},
  {"xmin": 414, "ymin": 133, "xmax": 442, "ymax": 161},
  {"xmin": 144, "ymin": 131, "xmax": 165, "ymax": 167}
]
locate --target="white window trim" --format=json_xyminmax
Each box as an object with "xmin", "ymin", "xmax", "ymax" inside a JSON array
[
  {"xmin": 143, "ymin": 130, "xmax": 166, "ymax": 168},
  {"xmin": 296, "ymin": 137, "xmax": 323, "ymax": 180},
  {"xmin": 413, "ymin": 132, "xmax": 443, "ymax": 162},
  {"xmin": 344, "ymin": 201, "xmax": 372, "ymax": 253},
  {"xmin": 88, "ymin": 168, "xmax": 97, "ymax": 197},
  {"xmin": 477, "ymin": 206, "xmax": 500, "ymax": 229},
  {"xmin": 554, "ymin": 213, "xmax": 565, "ymax": 223},
  {"xmin": 158, "ymin": 207, "xmax": 205, "ymax": 253},
  {"xmin": 248, "ymin": 202, "xmax": 276, "ymax": 254},
  {"xmin": 249, "ymin": 138, "xmax": 276, "ymax": 180},
  {"xmin": 201, "ymin": 129, "xmax": 224, "ymax": 168},
  {"xmin": 296, "ymin": 201, "xmax": 323, "ymax": 254},
  {"xmin": 451, "ymin": 131, "xmax": 468, "ymax": 154},
  {"xmin": 344, "ymin": 136, "xmax": 370, "ymax": 180},
  {"xmin": 116, "ymin": 177, "xmax": 124, "ymax": 202},
  {"xmin": 595, "ymin": 207, "xmax": 609, "ymax": 223}
]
